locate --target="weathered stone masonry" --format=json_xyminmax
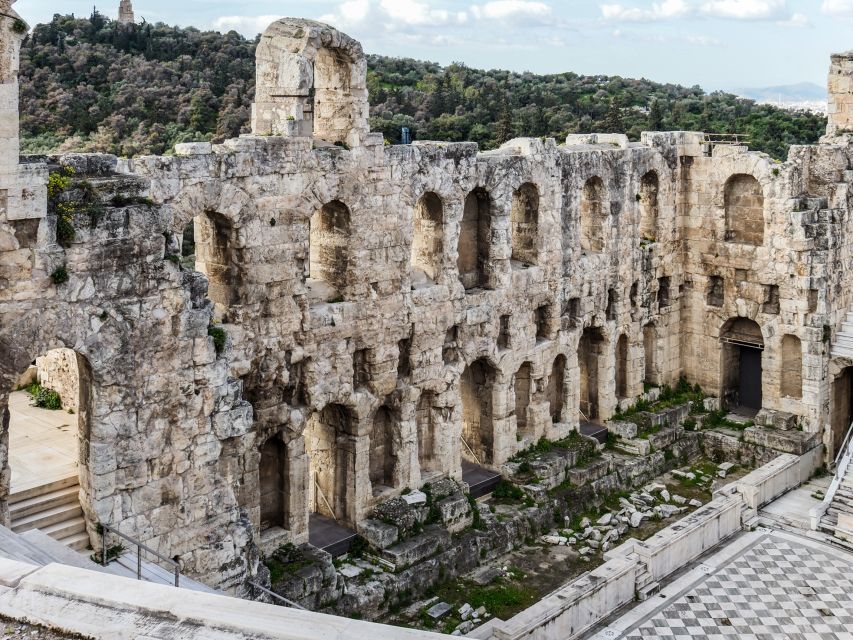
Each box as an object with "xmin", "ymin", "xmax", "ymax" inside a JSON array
[{"xmin": 1, "ymin": 10, "xmax": 853, "ymax": 589}]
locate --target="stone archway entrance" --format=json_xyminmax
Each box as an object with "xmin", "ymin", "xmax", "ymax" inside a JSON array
[
  {"xmin": 831, "ymin": 368, "xmax": 853, "ymax": 457},
  {"xmin": 720, "ymin": 318, "xmax": 764, "ymax": 413},
  {"xmin": 4, "ymin": 348, "xmax": 92, "ymax": 551}
]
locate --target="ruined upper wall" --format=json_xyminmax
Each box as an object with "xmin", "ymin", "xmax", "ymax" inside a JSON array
[
  {"xmin": 251, "ymin": 19, "xmax": 371, "ymax": 147},
  {"xmin": 829, "ymin": 50, "xmax": 853, "ymax": 137}
]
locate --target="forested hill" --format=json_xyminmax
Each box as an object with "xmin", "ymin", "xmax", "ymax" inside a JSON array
[{"xmin": 20, "ymin": 12, "xmax": 827, "ymax": 160}]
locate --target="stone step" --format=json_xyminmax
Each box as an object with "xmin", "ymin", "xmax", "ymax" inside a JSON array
[
  {"xmin": 38, "ymin": 515, "xmax": 87, "ymax": 541},
  {"xmin": 59, "ymin": 531, "xmax": 91, "ymax": 553},
  {"xmin": 831, "ymin": 346, "xmax": 853, "ymax": 359},
  {"xmin": 841, "ymin": 322, "xmax": 853, "ymax": 334},
  {"xmin": 9, "ymin": 485, "xmax": 80, "ymax": 521},
  {"xmin": 11, "ymin": 502, "xmax": 83, "ymax": 534},
  {"xmin": 833, "ymin": 334, "xmax": 853, "ymax": 347},
  {"xmin": 8, "ymin": 475, "xmax": 79, "ymax": 505}
]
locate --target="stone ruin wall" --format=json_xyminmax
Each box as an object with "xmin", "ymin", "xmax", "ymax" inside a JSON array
[{"xmin": 0, "ymin": 10, "xmax": 852, "ymax": 589}]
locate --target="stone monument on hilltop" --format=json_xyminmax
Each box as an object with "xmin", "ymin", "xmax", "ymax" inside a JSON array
[{"xmin": 118, "ymin": 0, "xmax": 134, "ymax": 25}]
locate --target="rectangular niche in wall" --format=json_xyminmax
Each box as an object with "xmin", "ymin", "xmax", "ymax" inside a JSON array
[{"xmin": 707, "ymin": 276, "xmax": 724, "ymax": 307}]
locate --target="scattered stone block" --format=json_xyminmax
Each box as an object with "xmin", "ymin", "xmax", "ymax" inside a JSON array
[
  {"xmin": 597, "ymin": 513, "xmax": 613, "ymax": 526},
  {"xmin": 427, "ymin": 602, "xmax": 452, "ymax": 619},
  {"xmin": 360, "ymin": 519, "xmax": 399, "ymax": 550},
  {"xmin": 402, "ymin": 490, "xmax": 427, "ymax": 505}
]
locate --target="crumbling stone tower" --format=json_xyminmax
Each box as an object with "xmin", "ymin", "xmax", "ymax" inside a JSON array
[
  {"xmin": 118, "ymin": 0, "xmax": 134, "ymax": 25},
  {"xmin": 828, "ymin": 50, "xmax": 853, "ymax": 136},
  {"xmin": 251, "ymin": 19, "xmax": 372, "ymax": 148}
]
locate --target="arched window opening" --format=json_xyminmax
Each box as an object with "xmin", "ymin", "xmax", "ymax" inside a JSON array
[
  {"xmin": 511, "ymin": 183, "xmax": 539, "ymax": 266},
  {"xmin": 458, "ymin": 188, "xmax": 492, "ymax": 291},
  {"xmin": 579, "ymin": 328, "xmax": 605, "ymax": 422},
  {"xmin": 411, "ymin": 192, "xmax": 444, "ymax": 288},
  {"xmin": 259, "ymin": 436, "xmax": 288, "ymax": 531},
  {"xmin": 460, "ymin": 359, "xmax": 496, "ymax": 465},
  {"xmin": 616, "ymin": 334, "xmax": 629, "ymax": 399},
  {"xmin": 195, "ymin": 211, "xmax": 237, "ymax": 315},
  {"xmin": 580, "ymin": 177, "xmax": 606, "ymax": 253},
  {"xmin": 547, "ymin": 355, "xmax": 567, "ymax": 423},
  {"xmin": 5, "ymin": 348, "xmax": 93, "ymax": 551},
  {"xmin": 306, "ymin": 404, "xmax": 353, "ymax": 526},
  {"xmin": 370, "ymin": 406, "xmax": 397, "ymax": 496},
  {"xmin": 639, "ymin": 171, "xmax": 659, "ymax": 241},
  {"xmin": 781, "ymin": 335, "xmax": 803, "ymax": 400},
  {"xmin": 514, "ymin": 363, "xmax": 533, "ymax": 440},
  {"xmin": 309, "ymin": 200, "xmax": 351, "ymax": 303},
  {"xmin": 181, "ymin": 220, "xmax": 196, "ymax": 269},
  {"xmin": 724, "ymin": 174, "xmax": 764, "ymax": 246}
]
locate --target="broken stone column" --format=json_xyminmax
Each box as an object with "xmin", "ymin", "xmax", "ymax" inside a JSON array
[{"xmin": 828, "ymin": 50, "xmax": 853, "ymax": 137}]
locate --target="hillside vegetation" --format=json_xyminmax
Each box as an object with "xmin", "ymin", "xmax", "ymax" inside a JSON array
[{"xmin": 20, "ymin": 12, "xmax": 827, "ymax": 159}]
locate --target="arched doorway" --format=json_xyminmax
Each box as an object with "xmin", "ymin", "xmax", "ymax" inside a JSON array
[
  {"xmin": 305, "ymin": 404, "xmax": 353, "ymax": 526},
  {"xmin": 5, "ymin": 348, "xmax": 92, "ymax": 550},
  {"xmin": 513, "ymin": 362, "xmax": 533, "ymax": 440},
  {"xmin": 370, "ymin": 406, "xmax": 397, "ymax": 496},
  {"xmin": 259, "ymin": 435, "xmax": 288, "ymax": 532},
  {"xmin": 720, "ymin": 318, "xmax": 764, "ymax": 413},
  {"xmin": 460, "ymin": 359, "xmax": 496, "ymax": 465},
  {"xmin": 195, "ymin": 211, "xmax": 237, "ymax": 317},
  {"xmin": 458, "ymin": 188, "xmax": 492, "ymax": 291},
  {"xmin": 511, "ymin": 183, "xmax": 539, "ymax": 266},
  {"xmin": 579, "ymin": 328, "xmax": 605, "ymax": 422},
  {"xmin": 309, "ymin": 200, "xmax": 351, "ymax": 303},
  {"xmin": 831, "ymin": 368, "xmax": 853, "ymax": 457}
]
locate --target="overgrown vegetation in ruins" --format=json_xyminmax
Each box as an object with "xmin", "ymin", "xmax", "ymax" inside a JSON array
[
  {"xmin": 23, "ymin": 382, "xmax": 62, "ymax": 410},
  {"xmin": 19, "ymin": 13, "xmax": 825, "ymax": 159}
]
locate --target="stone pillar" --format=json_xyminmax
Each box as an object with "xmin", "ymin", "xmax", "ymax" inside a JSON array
[
  {"xmin": 828, "ymin": 51, "xmax": 853, "ymax": 137},
  {"xmin": 0, "ymin": 3, "xmax": 46, "ymax": 227}
]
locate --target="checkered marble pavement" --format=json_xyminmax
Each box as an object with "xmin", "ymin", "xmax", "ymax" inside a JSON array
[{"xmin": 625, "ymin": 536, "xmax": 853, "ymax": 640}]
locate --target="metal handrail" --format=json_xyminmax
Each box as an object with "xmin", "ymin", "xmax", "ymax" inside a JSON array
[
  {"xmin": 248, "ymin": 581, "xmax": 306, "ymax": 610},
  {"xmin": 101, "ymin": 523, "xmax": 181, "ymax": 587},
  {"xmin": 836, "ymin": 422, "xmax": 853, "ymax": 468}
]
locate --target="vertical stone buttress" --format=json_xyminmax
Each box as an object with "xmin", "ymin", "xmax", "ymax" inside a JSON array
[
  {"xmin": 118, "ymin": 0, "xmax": 134, "ymax": 25},
  {"xmin": 828, "ymin": 51, "xmax": 853, "ymax": 137}
]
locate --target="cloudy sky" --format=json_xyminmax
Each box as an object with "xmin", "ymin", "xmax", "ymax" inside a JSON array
[{"xmin": 15, "ymin": 0, "xmax": 853, "ymax": 91}]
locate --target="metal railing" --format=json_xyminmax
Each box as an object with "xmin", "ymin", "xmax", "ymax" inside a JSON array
[
  {"xmin": 703, "ymin": 133, "xmax": 750, "ymax": 146},
  {"xmin": 100, "ymin": 523, "xmax": 181, "ymax": 587},
  {"xmin": 248, "ymin": 581, "xmax": 306, "ymax": 610},
  {"xmin": 810, "ymin": 421, "xmax": 853, "ymax": 530}
]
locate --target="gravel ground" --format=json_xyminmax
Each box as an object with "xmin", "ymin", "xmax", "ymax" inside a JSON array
[{"xmin": 0, "ymin": 617, "xmax": 89, "ymax": 639}]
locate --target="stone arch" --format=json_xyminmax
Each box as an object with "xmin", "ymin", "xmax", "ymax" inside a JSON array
[
  {"xmin": 780, "ymin": 335, "xmax": 803, "ymax": 400},
  {"xmin": 195, "ymin": 211, "xmax": 237, "ymax": 314},
  {"xmin": 513, "ymin": 362, "xmax": 534, "ymax": 440},
  {"xmin": 724, "ymin": 174, "xmax": 764, "ymax": 246},
  {"xmin": 370, "ymin": 405, "xmax": 397, "ymax": 496},
  {"xmin": 460, "ymin": 358, "xmax": 496, "ymax": 465},
  {"xmin": 2, "ymin": 347, "xmax": 94, "ymax": 550},
  {"xmin": 511, "ymin": 182, "xmax": 539, "ymax": 266},
  {"xmin": 306, "ymin": 404, "xmax": 354, "ymax": 525},
  {"xmin": 309, "ymin": 200, "xmax": 351, "ymax": 300},
  {"xmin": 579, "ymin": 327, "xmax": 606, "ymax": 421},
  {"xmin": 580, "ymin": 177, "xmax": 606, "ymax": 253},
  {"xmin": 411, "ymin": 192, "xmax": 444, "ymax": 286},
  {"xmin": 259, "ymin": 434, "xmax": 289, "ymax": 531},
  {"xmin": 458, "ymin": 188, "xmax": 493, "ymax": 291},
  {"xmin": 547, "ymin": 354, "xmax": 567, "ymax": 423},
  {"xmin": 616, "ymin": 334, "xmax": 629, "ymax": 399},
  {"xmin": 720, "ymin": 317, "xmax": 764, "ymax": 411},
  {"xmin": 252, "ymin": 19, "xmax": 369, "ymax": 146},
  {"xmin": 639, "ymin": 171, "xmax": 659, "ymax": 241}
]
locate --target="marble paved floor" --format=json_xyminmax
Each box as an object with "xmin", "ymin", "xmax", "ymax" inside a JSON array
[
  {"xmin": 613, "ymin": 531, "xmax": 853, "ymax": 640},
  {"xmin": 7, "ymin": 390, "xmax": 78, "ymax": 493}
]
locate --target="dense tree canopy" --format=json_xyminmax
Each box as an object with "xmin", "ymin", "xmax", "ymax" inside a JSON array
[{"xmin": 20, "ymin": 13, "xmax": 827, "ymax": 160}]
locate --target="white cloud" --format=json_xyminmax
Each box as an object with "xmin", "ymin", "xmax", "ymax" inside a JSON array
[
  {"xmin": 470, "ymin": 1, "xmax": 553, "ymax": 21},
  {"xmin": 776, "ymin": 12, "xmax": 810, "ymax": 27},
  {"xmin": 378, "ymin": 0, "xmax": 467, "ymax": 26},
  {"xmin": 699, "ymin": 0, "xmax": 789, "ymax": 20},
  {"xmin": 612, "ymin": 27, "xmax": 720, "ymax": 45},
  {"xmin": 602, "ymin": 0, "xmax": 796, "ymax": 22},
  {"xmin": 822, "ymin": 0, "xmax": 853, "ymax": 16}
]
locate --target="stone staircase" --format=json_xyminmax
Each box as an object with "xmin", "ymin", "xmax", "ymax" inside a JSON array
[
  {"xmin": 820, "ymin": 460, "xmax": 853, "ymax": 538},
  {"xmin": 9, "ymin": 474, "xmax": 88, "ymax": 552},
  {"xmin": 831, "ymin": 306, "xmax": 853, "ymax": 359}
]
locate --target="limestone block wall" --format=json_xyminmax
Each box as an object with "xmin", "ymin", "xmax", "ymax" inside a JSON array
[{"xmin": 35, "ymin": 349, "xmax": 80, "ymax": 413}]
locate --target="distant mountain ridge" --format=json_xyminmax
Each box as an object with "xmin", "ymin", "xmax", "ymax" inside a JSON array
[{"xmin": 733, "ymin": 82, "xmax": 827, "ymax": 104}]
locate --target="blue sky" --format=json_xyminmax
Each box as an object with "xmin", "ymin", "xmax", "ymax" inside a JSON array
[{"xmin": 14, "ymin": 0, "xmax": 853, "ymax": 91}]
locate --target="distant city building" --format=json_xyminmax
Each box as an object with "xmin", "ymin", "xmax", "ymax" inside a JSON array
[{"xmin": 118, "ymin": 0, "xmax": 134, "ymax": 25}]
